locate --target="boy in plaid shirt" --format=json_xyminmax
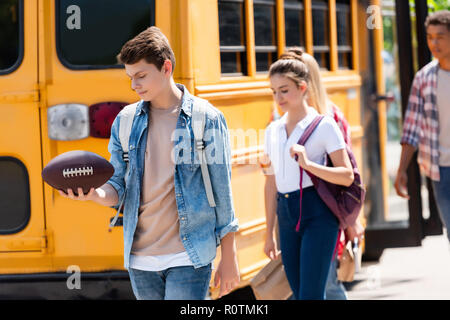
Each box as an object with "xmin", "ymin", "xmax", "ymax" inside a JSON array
[{"xmin": 395, "ymin": 11, "xmax": 450, "ymax": 242}]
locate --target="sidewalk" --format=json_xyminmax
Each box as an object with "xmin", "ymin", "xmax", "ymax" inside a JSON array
[{"xmin": 346, "ymin": 234, "xmax": 450, "ymax": 300}]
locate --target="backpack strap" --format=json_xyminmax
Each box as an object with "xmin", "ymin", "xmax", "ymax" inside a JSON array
[
  {"xmin": 297, "ymin": 115, "xmax": 324, "ymax": 146},
  {"xmin": 192, "ymin": 98, "xmax": 216, "ymax": 208},
  {"xmin": 108, "ymin": 102, "xmax": 138, "ymax": 231},
  {"xmin": 119, "ymin": 102, "xmax": 139, "ymax": 163}
]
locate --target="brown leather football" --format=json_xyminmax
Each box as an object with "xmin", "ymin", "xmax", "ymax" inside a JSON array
[{"xmin": 42, "ymin": 150, "xmax": 114, "ymax": 196}]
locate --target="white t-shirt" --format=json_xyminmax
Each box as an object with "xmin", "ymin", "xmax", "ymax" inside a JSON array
[
  {"xmin": 129, "ymin": 251, "xmax": 193, "ymax": 272},
  {"xmin": 264, "ymin": 107, "xmax": 346, "ymax": 193},
  {"xmin": 437, "ymin": 67, "xmax": 450, "ymax": 166}
]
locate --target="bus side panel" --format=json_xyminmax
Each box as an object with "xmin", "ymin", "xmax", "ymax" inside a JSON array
[{"xmin": 0, "ymin": 0, "xmax": 50, "ymax": 274}]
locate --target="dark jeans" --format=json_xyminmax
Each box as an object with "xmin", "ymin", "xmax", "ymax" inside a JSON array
[{"xmin": 276, "ymin": 187, "xmax": 339, "ymax": 300}]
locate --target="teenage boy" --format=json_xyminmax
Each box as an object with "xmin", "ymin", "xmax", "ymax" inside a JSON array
[
  {"xmin": 59, "ymin": 26, "xmax": 240, "ymax": 300},
  {"xmin": 395, "ymin": 11, "xmax": 450, "ymax": 242}
]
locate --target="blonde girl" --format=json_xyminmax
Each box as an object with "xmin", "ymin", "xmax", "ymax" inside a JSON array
[{"xmin": 262, "ymin": 50, "xmax": 354, "ymax": 300}]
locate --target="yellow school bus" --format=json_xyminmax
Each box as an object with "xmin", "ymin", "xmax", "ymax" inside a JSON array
[{"xmin": 2, "ymin": 0, "xmax": 424, "ymax": 299}]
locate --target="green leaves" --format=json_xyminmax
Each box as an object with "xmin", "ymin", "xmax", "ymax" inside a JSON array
[{"xmin": 410, "ymin": 0, "xmax": 450, "ymax": 12}]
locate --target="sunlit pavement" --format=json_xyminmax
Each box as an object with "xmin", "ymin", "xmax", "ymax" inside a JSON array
[{"xmin": 345, "ymin": 233, "xmax": 450, "ymax": 300}]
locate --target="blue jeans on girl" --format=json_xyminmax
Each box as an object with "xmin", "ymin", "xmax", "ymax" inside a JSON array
[
  {"xmin": 325, "ymin": 251, "xmax": 348, "ymax": 300},
  {"xmin": 277, "ymin": 187, "xmax": 339, "ymax": 300}
]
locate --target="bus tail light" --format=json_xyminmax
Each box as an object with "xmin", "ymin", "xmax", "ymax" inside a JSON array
[
  {"xmin": 47, "ymin": 104, "xmax": 89, "ymax": 141},
  {"xmin": 89, "ymin": 102, "xmax": 127, "ymax": 138}
]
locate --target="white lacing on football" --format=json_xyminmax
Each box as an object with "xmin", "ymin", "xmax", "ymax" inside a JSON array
[{"xmin": 62, "ymin": 166, "xmax": 94, "ymax": 178}]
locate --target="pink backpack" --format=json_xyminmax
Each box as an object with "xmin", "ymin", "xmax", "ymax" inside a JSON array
[{"xmin": 294, "ymin": 115, "xmax": 365, "ymax": 231}]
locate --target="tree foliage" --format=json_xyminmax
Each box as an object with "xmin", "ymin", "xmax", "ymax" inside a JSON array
[
  {"xmin": 427, "ymin": 0, "xmax": 450, "ymax": 11},
  {"xmin": 409, "ymin": 0, "xmax": 450, "ymax": 12}
]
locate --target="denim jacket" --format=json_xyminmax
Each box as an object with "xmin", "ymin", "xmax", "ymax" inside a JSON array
[{"xmin": 106, "ymin": 84, "xmax": 239, "ymax": 270}]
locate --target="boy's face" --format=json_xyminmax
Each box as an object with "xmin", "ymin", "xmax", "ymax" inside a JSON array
[
  {"xmin": 426, "ymin": 24, "xmax": 450, "ymax": 62},
  {"xmin": 125, "ymin": 59, "xmax": 172, "ymax": 102}
]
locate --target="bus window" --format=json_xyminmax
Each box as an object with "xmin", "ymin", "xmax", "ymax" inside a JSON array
[
  {"xmin": 284, "ymin": 0, "xmax": 305, "ymax": 51},
  {"xmin": 55, "ymin": 0, "xmax": 155, "ymax": 69},
  {"xmin": 218, "ymin": 0, "xmax": 248, "ymax": 76},
  {"xmin": 0, "ymin": 0, "xmax": 21, "ymax": 73},
  {"xmin": 311, "ymin": 0, "xmax": 330, "ymax": 70},
  {"xmin": 0, "ymin": 158, "xmax": 30, "ymax": 235},
  {"xmin": 336, "ymin": 0, "xmax": 352, "ymax": 69},
  {"xmin": 254, "ymin": 0, "xmax": 277, "ymax": 72}
]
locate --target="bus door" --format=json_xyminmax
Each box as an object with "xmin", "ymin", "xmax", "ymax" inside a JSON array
[
  {"xmin": 37, "ymin": 0, "xmax": 155, "ymax": 270},
  {"xmin": 0, "ymin": 0, "xmax": 48, "ymax": 254},
  {"xmin": 361, "ymin": 0, "xmax": 442, "ymax": 260}
]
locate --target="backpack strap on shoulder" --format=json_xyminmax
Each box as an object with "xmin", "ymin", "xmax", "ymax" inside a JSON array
[
  {"xmin": 119, "ymin": 102, "xmax": 139, "ymax": 161},
  {"xmin": 295, "ymin": 115, "xmax": 324, "ymax": 232},
  {"xmin": 192, "ymin": 98, "xmax": 216, "ymax": 208},
  {"xmin": 297, "ymin": 115, "xmax": 324, "ymax": 146}
]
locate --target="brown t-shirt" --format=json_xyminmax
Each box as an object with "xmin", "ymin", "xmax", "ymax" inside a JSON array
[{"xmin": 131, "ymin": 103, "xmax": 185, "ymax": 256}]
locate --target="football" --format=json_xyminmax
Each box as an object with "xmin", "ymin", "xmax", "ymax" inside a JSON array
[{"xmin": 42, "ymin": 150, "xmax": 114, "ymax": 196}]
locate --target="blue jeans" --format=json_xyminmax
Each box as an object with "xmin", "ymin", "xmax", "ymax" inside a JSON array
[
  {"xmin": 128, "ymin": 264, "xmax": 212, "ymax": 300},
  {"xmin": 276, "ymin": 187, "xmax": 339, "ymax": 300},
  {"xmin": 325, "ymin": 252, "xmax": 348, "ymax": 300},
  {"xmin": 432, "ymin": 166, "xmax": 450, "ymax": 242}
]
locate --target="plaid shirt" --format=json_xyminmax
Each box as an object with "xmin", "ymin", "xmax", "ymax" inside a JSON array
[{"xmin": 401, "ymin": 59, "xmax": 441, "ymax": 181}]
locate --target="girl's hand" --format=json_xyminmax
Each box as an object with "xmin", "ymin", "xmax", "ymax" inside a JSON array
[
  {"xmin": 264, "ymin": 235, "xmax": 280, "ymax": 260},
  {"xmin": 345, "ymin": 219, "xmax": 365, "ymax": 243},
  {"xmin": 290, "ymin": 144, "xmax": 310, "ymax": 169}
]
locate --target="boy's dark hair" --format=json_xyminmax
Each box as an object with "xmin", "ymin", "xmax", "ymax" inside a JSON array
[
  {"xmin": 425, "ymin": 10, "xmax": 450, "ymax": 31},
  {"xmin": 118, "ymin": 26, "xmax": 176, "ymax": 72}
]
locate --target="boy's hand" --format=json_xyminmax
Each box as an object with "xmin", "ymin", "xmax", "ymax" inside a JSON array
[
  {"xmin": 58, "ymin": 187, "xmax": 97, "ymax": 201},
  {"xmin": 394, "ymin": 170, "xmax": 410, "ymax": 199},
  {"xmin": 214, "ymin": 254, "xmax": 240, "ymax": 298}
]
